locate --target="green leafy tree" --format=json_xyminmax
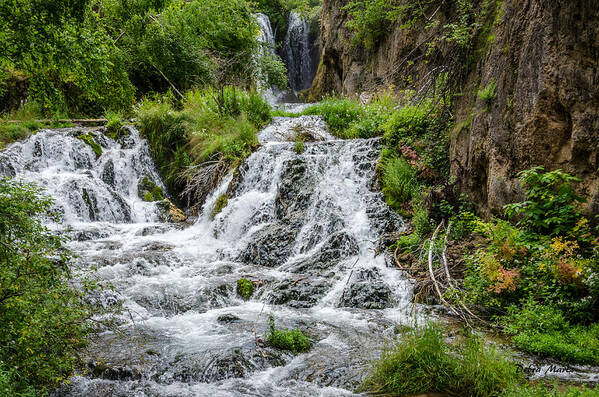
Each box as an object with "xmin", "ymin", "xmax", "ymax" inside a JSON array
[{"xmin": 0, "ymin": 178, "xmax": 90, "ymax": 394}]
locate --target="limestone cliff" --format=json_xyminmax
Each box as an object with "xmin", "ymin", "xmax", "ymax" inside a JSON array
[{"xmin": 311, "ymin": 0, "xmax": 599, "ymax": 217}]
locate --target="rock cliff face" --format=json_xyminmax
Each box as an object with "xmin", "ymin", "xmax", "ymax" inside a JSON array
[{"xmin": 311, "ymin": 0, "xmax": 599, "ymax": 217}]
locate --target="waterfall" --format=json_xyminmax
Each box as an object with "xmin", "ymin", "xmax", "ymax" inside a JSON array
[
  {"xmin": 256, "ymin": 13, "xmax": 276, "ymax": 54},
  {"xmin": 282, "ymin": 12, "xmax": 319, "ymax": 93},
  {"xmin": 3, "ymin": 118, "xmax": 417, "ymax": 397},
  {"xmin": 0, "ymin": 127, "xmax": 164, "ymax": 224}
]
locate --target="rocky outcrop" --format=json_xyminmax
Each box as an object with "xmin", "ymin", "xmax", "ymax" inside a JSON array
[
  {"xmin": 311, "ymin": 0, "xmax": 599, "ymax": 217},
  {"xmin": 453, "ymin": 0, "xmax": 599, "ymax": 217}
]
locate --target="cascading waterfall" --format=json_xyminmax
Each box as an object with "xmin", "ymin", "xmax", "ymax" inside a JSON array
[
  {"xmin": 282, "ymin": 12, "xmax": 319, "ymax": 93},
  {"xmin": 1, "ymin": 116, "xmax": 418, "ymax": 396},
  {"xmin": 256, "ymin": 13, "xmax": 276, "ymax": 54}
]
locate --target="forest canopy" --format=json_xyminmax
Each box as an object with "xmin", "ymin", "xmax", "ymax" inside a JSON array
[{"xmin": 0, "ymin": 0, "xmax": 319, "ymax": 117}]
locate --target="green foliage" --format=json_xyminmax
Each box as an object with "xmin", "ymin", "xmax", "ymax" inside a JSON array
[
  {"xmin": 0, "ymin": 123, "xmax": 31, "ymax": 149},
  {"xmin": 211, "ymin": 193, "xmax": 229, "ymax": 220},
  {"xmin": 343, "ymin": 0, "xmax": 433, "ymax": 49},
  {"xmin": 267, "ymin": 315, "xmax": 311, "ymax": 353},
  {"xmin": 0, "ymin": 178, "xmax": 90, "ymax": 394},
  {"xmin": 504, "ymin": 167, "xmax": 586, "ymax": 237},
  {"xmin": 360, "ymin": 323, "xmax": 522, "ymax": 396},
  {"xmin": 381, "ymin": 156, "xmax": 418, "ymax": 208},
  {"xmin": 136, "ymin": 87, "xmax": 267, "ymax": 202},
  {"xmin": 77, "ymin": 133, "xmax": 103, "ymax": 157},
  {"xmin": 105, "ymin": 110, "xmax": 124, "ymax": 138},
  {"xmin": 502, "ymin": 300, "xmax": 599, "ymax": 365},
  {"xmin": 478, "ymin": 80, "xmax": 497, "ymax": 112},
  {"xmin": 1, "ymin": 0, "xmax": 283, "ymax": 117},
  {"xmin": 294, "ymin": 138, "xmax": 305, "ymax": 154},
  {"xmin": 302, "ymin": 97, "xmax": 366, "ymax": 138},
  {"xmin": 236, "ymin": 278, "xmax": 254, "ymax": 300}
]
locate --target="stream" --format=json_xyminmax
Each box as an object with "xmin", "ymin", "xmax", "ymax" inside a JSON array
[{"xmin": 0, "ymin": 114, "xmax": 421, "ymax": 396}]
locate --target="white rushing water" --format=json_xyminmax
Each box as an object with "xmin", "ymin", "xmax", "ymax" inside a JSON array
[{"xmin": 0, "ymin": 115, "xmax": 420, "ymax": 396}]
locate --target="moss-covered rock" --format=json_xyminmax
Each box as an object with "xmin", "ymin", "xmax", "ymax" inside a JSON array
[
  {"xmin": 236, "ymin": 278, "xmax": 254, "ymax": 300},
  {"xmin": 77, "ymin": 133, "xmax": 103, "ymax": 157},
  {"xmin": 138, "ymin": 175, "xmax": 164, "ymax": 202},
  {"xmin": 210, "ymin": 193, "xmax": 228, "ymax": 220},
  {"xmin": 156, "ymin": 199, "xmax": 186, "ymax": 223}
]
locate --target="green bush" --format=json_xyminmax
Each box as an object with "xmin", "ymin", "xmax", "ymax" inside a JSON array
[
  {"xmin": 502, "ymin": 301, "xmax": 599, "ymax": 365},
  {"xmin": 504, "ymin": 167, "xmax": 586, "ymax": 237},
  {"xmin": 136, "ymin": 87, "xmax": 266, "ymax": 205},
  {"xmin": 360, "ymin": 322, "xmax": 521, "ymax": 396},
  {"xmin": 236, "ymin": 278, "xmax": 254, "ymax": 300},
  {"xmin": 302, "ymin": 97, "xmax": 366, "ymax": 137},
  {"xmin": 0, "ymin": 178, "xmax": 90, "ymax": 394},
  {"xmin": 105, "ymin": 110, "xmax": 124, "ymax": 138},
  {"xmin": 267, "ymin": 315, "xmax": 311, "ymax": 353}
]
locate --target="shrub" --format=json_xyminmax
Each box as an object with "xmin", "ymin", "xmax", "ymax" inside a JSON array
[
  {"xmin": 105, "ymin": 110, "xmax": 124, "ymax": 138},
  {"xmin": 502, "ymin": 301, "xmax": 599, "ymax": 365},
  {"xmin": 504, "ymin": 167, "xmax": 586, "ymax": 237},
  {"xmin": 236, "ymin": 278, "xmax": 254, "ymax": 300},
  {"xmin": 0, "ymin": 178, "xmax": 90, "ymax": 394},
  {"xmin": 267, "ymin": 315, "xmax": 311, "ymax": 353},
  {"xmin": 302, "ymin": 97, "xmax": 365, "ymax": 138}
]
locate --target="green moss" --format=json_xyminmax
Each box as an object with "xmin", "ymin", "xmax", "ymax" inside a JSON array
[
  {"xmin": 143, "ymin": 191, "xmax": 153, "ymax": 202},
  {"xmin": 210, "ymin": 193, "xmax": 229, "ymax": 220},
  {"xmin": 267, "ymin": 315, "xmax": 311, "ymax": 353},
  {"xmin": 152, "ymin": 186, "xmax": 164, "ymax": 201},
  {"xmin": 236, "ymin": 278, "xmax": 254, "ymax": 300},
  {"xmin": 77, "ymin": 133, "xmax": 103, "ymax": 157}
]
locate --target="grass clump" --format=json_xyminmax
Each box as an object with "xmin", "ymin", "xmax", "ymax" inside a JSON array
[
  {"xmin": 77, "ymin": 133, "xmax": 103, "ymax": 157},
  {"xmin": 105, "ymin": 110, "xmax": 124, "ymax": 139},
  {"xmin": 236, "ymin": 278, "xmax": 254, "ymax": 300},
  {"xmin": 380, "ymin": 156, "xmax": 419, "ymax": 208},
  {"xmin": 136, "ymin": 87, "xmax": 270, "ymax": 208},
  {"xmin": 211, "ymin": 193, "xmax": 229, "ymax": 220},
  {"xmin": 361, "ymin": 323, "xmax": 522, "ymax": 396},
  {"xmin": 502, "ymin": 301, "xmax": 599, "ymax": 365},
  {"xmin": 267, "ymin": 315, "xmax": 311, "ymax": 353}
]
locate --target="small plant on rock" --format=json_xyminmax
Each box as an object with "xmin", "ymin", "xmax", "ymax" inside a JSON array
[
  {"xmin": 236, "ymin": 278, "xmax": 254, "ymax": 300},
  {"xmin": 267, "ymin": 315, "xmax": 311, "ymax": 353}
]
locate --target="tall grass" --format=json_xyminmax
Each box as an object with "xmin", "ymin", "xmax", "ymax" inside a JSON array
[
  {"xmin": 360, "ymin": 322, "xmax": 522, "ymax": 396},
  {"xmin": 135, "ymin": 87, "xmax": 270, "ymax": 207},
  {"xmin": 380, "ymin": 156, "xmax": 419, "ymax": 208}
]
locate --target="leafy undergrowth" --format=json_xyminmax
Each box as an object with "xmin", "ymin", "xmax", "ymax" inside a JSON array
[
  {"xmin": 136, "ymin": 87, "xmax": 271, "ymax": 210},
  {"xmin": 267, "ymin": 315, "xmax": 311, "ymax": 354}
]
